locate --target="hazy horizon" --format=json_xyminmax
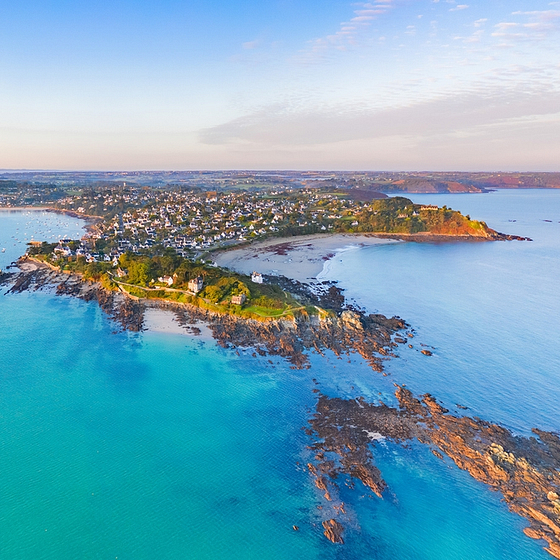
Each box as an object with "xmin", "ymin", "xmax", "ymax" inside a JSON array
[{"xmin": 2, "ymin": 168, "xmax": 560, "ymax": 174}]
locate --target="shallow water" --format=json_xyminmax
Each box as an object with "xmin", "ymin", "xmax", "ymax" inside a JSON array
[
  {"xmin": 0, "ymin": 209, "xmax": 85, "ymax": 272},
  {"xmin": 321, "ymin": 189, "xmax": 560, "ymax": 432},
  {"xmin": 1, "ymin": 193, "xmax": 557, "ymax": 559}
]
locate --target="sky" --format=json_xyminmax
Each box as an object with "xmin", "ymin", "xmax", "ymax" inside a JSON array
[{"xmin": 0, "ymin": 0, "xmax": 559, "ymax": 171}]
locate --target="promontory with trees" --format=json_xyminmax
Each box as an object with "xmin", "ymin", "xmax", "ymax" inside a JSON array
[{"xmin": 20, "ymin": 190, "xmax": 524, "ymax": 320}]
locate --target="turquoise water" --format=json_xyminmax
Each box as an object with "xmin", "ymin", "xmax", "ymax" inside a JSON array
[{"xmin": 1, "ymin": 193, "xmax": 558, "ymax": 559}]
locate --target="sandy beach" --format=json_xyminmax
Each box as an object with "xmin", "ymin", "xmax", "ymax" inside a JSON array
[
  {"xmin": 212, "ymin": 234, "xmax": 397, "ymax": 282},
  {"xmin": 143, "ymin": 307, "xmax": 215, "ymax": 340}
]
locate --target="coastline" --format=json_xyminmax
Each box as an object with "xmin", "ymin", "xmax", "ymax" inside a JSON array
[
  {"xmin": 212, "ymin": 229, "xmax": 529, "ymax": 284},
  {"xmin": 3, "ymin": 200, "xmax": 559, "ymax": 556},
  {"xmin": 2, "ymin": 256, "xmax": 409, "ymax": 371},
  {"xmin": 213, "ymin": 234, "xmax": 399, "ymax": 283},
  {"xmin": 8, "ymin": 222, "xmax": 527, "ymax": 340}
]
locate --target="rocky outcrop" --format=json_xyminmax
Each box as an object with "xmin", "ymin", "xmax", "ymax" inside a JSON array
[
  {"xmin": 307, "ymin": 387, "xmax": 560, "ymax": 557},
  {"xmin": 4, "ymin": 258, "xmax": 409, "ymax": 371},
  {"xmin": 2, "ymin": 259, "xmax": 144, "ymax": 332},
  {"xmin": 322, "ymin": 519, "xmax": 344, "ymax": 544},
  {"xmin": 0, "ymin": 270, "xmax": 13, "ymax": 285},
  {"xmin": 170, "ymin": 298, "xmax": 407, "ymax": 370}
]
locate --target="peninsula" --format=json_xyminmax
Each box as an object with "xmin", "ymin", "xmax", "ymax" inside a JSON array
[
  {"xmin": 0, "ymin": 191, "xmax": 548, "ymax": 557},
  {"xmin": 10, "ymin": 190, "xmax": 525, "ymax": 321},
  {"xmin": 0, "ymin": 189, "xmax": 526, "ymax": 351}
]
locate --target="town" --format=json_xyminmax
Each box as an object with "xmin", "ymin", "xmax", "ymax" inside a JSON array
[
  {"xmin": 66, "ymin": 187, "xmax": 353, "ymax": 258},
  {"xmin": 1, "ymin": 177, "xmax": 492, "ymax": 275}
]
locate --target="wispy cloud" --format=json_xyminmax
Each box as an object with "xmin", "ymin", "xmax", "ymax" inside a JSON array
[
  {"xmin": 200, "ymin": 79, "xmax": 560, "ymax": 148},
  {"xmin": 492, "ymin": 9, "xmax": 560, "ymax": 44},
  {"xmin": 294, "ymin": 1, "xmax": 396, "ymax": 63},
  {"xmin": 454, "ymin": 17, "xmax": 487, "ymax": 43},
  {"xmin": 450, "ymin": 4, "xmax": 469, "ymax": 12},
  {"xmin": 242, "ymin": 39, "xmax": 261, "ymax": 50}
]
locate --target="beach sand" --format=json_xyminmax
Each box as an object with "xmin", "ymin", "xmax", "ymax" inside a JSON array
[
  {"xmin": 212, "ymin": 234, "xmax": 397, "ymax": 282},
  {"xmin": 143, "ymin": 307, "xmax": 215, "ymax": 340}
]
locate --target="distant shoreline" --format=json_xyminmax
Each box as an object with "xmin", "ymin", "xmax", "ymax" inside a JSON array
[
  {"xmin": 211, "ymin": 229, "xmax": 528, "ymax": 283},
  {"xmin": 0, "ymin": 206, "xmax": 51, "ymax": 211}
]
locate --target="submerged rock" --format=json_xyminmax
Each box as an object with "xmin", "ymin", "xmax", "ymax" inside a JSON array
[{"xmin": 307, "ymin": 386, "xmax": 560, "ymax": 557}]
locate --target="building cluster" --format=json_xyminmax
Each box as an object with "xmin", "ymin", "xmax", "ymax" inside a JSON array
[
  {"xmin": 53, "ymin": 187, "xmax": 364, "ymax": 257},
  {"xmin": 39, "ymin": 238, "xmax": 118, "ymax": 265}
]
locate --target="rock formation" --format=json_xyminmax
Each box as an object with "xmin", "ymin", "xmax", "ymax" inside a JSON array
[
  {"xmin": 2, "ymin": 258, "xmax": 409, "ymax": 371},
  {"xmin": 307, "ymin": 386, "xmax": 560, "ymax": 558}
]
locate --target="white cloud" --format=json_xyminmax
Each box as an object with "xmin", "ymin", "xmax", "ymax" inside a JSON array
[
  {"xmin": 294, "ymin": 1, "xmax": 396, "ymax": 63},
  {"xmin": 492, "ymin": 10, "xmax": 560, "ymax": 43}
]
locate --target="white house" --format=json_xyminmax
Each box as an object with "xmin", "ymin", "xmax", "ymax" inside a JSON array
[
  {"xmin": 251, "ymin": 271, "xmax": 263, "ymax": 284},
  {"xmin": 188, "ymin": 276, "xmax": 203, "ymax": 294}
]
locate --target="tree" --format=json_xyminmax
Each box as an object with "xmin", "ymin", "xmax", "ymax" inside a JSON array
[{"xmin": 127, "ymin": 261, "xmax": 152, "ymax": 286}]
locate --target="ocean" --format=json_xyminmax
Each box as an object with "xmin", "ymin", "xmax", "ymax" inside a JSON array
[{"xmin": 0, "ymin": 190, "xmax": 558, "ymax": 559}]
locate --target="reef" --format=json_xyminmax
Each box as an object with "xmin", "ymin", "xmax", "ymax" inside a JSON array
[
  {"xmin": 307, "ymin": 386, "xmax": 560, "ymax": 558},
  {"xmin": 165, "ymin": 293, "xmax": 406, "ymax": 370},
  {"xmin": 322, "ymin": 519, "xmax": 345, "ymax": 544}
]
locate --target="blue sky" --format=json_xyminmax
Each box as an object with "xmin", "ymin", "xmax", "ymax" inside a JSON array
[{"xmin": 0, "ymin": 0, "xmax": 559, "ymax": 170}]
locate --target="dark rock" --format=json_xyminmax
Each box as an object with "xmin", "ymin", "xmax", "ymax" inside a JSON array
[
  {"xmin": 322, "ymin": 519, "xmax": 344, "ymax": 544},
  {"xmin": 307, "ymin": 386, "xmax": 560, "ymax": 557}
]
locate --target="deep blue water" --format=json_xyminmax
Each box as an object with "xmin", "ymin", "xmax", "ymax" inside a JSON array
[{"xmin": 1, "ymin": 192, "xmax": 558, "ymax": 559}]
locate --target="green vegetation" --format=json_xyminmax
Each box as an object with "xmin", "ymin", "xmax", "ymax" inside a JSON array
[
  {"xmin": 26, "ymin": 243, "xmax": 304, "ymax": 319},
  {"xmin": 334, "ymin": 197, "xmax": 491, "ymax": 236},
  {"xmin": 21, "ymin": 187, "xmax": 496, "ymax": 323}
]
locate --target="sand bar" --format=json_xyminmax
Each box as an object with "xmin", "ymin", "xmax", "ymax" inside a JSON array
[{"xmin": 212, "ymin": 234, "xmax": 397, "ymax": 282}]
